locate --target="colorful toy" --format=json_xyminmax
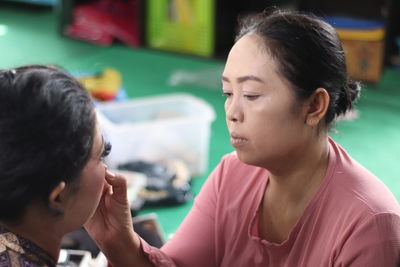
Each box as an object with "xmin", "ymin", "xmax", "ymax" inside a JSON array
[{"xmin": 77, "ymin": 68, "xmax": 121, "ymax": 101}]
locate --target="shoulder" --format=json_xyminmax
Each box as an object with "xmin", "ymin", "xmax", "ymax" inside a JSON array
[
  {"xmin": 328, "ymin": 139, "xmax": 400, "ymax": 215},
  {"xmin": 334, "ymin": 211, "xmax": 400, "ymax": 266}
]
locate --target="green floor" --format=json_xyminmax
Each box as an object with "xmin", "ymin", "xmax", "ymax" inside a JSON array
[{"xmin": 1, "ymin": 3, "xmax": 399, "ymax": 239}]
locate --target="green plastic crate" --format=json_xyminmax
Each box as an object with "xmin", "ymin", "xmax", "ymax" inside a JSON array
[{"xmin": 146, "ymin": 0, "xmax": 214, "ymax": 57}]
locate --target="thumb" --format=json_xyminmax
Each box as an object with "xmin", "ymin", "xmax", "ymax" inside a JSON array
[{"xmin": 105, "ymin": 170, "xmax": 129, "ymax": 204}]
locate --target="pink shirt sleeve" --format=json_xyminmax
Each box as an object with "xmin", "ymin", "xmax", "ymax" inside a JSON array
[
  {"xmin": 334, "ymin": 212, "xmax": 400, "ymax": 266},
  {"xmin": 141, "ymin": 158, "xmax": 224, "ymax": 267}
]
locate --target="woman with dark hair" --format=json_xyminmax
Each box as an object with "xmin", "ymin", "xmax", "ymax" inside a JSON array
[
  {"xmin": 0, "ymin": 65, "xmax": 115, "ymax": 266},
  {"xmin": 85, "ymin": 10, "xmax": 400, "ymax": 266}
]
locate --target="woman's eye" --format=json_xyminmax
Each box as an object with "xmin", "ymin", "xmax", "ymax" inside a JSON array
[
  {"xmin": 101, "ymin": 141, "xmax": 112, "ymax": 159},
  {"xmin": 244, "ymin": 95, "xmax": 259, "ymax": 100},
  {"xmin": 222, "ymin": 92, "xmax": 232, "ymax": 98}
]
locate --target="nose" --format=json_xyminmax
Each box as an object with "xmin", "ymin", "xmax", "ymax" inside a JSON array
[{"xmin": 225, "ymin": 95, "xmax": 243, "ymax": 123}]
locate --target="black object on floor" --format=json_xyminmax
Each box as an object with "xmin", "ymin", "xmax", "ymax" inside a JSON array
[{"xmin": 118, "ymin": 160, "xmax": 192, "ymax": 206}]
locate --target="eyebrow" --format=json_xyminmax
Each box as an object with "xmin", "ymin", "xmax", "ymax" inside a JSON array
[{"xmin": 221, "ymin": 75, "xmax": 264, "ymax": 84}]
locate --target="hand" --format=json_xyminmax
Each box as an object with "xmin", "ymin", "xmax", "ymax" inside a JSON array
[{"xmin": 84, "ymin": 170, "xmax": 138, "ymax": 252}]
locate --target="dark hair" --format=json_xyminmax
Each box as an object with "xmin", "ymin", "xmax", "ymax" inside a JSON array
[
  {"xmin": 0, "ymin": 65, "xmax": 96, "ymax": 222},
  {"xmin": 237, "ymin": 9, "xmax": 361, "ymax": 126}
]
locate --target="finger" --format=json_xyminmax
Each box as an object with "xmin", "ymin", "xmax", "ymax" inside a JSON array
[
  {"xmin": 105, "ymin": 170, "xmax": 126, "ymax": 188},
  {"xmin": 103, "ymin": 166, "xmax": 113, "ymax": 195},
  {"xmin": 105, "ymin": 169, "xmax": 119, "ymax": 181},
  {"xmin": 103, "ymin": 181, "xmax": 113, "ymax": 195},
  {"xmin": 105, "ymin": 170, "xmax": 128, "ymax": 203}
]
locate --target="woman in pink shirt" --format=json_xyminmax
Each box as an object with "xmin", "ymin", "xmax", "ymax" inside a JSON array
[{"xmin": 86, "ymin": 9, "xmax": 400, "ymax": 266}]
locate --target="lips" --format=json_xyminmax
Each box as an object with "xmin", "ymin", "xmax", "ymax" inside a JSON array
[{"xmin": 230, "ymin": 132, "xmax": 249, "ymax": 147}]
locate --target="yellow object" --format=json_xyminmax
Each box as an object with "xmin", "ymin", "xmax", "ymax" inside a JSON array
[
  {"xmin": 176, "ymin": 0, "xmax": 193, "ymax": 25},
  {"xmin": 147, "ymin": 0, "xmax": 214, "ymax": 57},
  {"xmin": 336, "ymin": 27, "xmax": 385, "ymax": 83},
  {"xmin": 336, "ymin": 28, "xmax": 385, "ymax": 41},
  {"xmin": 78, "ymin": 68, "xmax": 121, "ymax": 94}
]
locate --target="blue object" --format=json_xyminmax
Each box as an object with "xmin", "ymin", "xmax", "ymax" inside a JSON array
[
  {"xmin": 324, "ymin": 16, "xmax": 384, "ymax": 29},
  {"xmin": 115, "ymin": 87, "xmax": 128, "ymax": 101}
]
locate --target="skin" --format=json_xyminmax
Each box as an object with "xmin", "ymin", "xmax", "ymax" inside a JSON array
[
  {"xmin": 1, "ymin": 124, "xmax": 107, "ymax": 261},
  {"xmin": 222, "ymin": 34, "xmax": 331, "ymax": 243}
]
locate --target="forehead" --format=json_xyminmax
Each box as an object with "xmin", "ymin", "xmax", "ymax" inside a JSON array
[{"xmin": 223, "ymin": 34, "xmax": 277, "ymax": 78}]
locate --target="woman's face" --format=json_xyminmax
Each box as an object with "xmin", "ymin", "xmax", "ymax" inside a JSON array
[
  {"xmin": 222, "ymin": 35, "xmax": 309, "ymax": 171},
  {"xmin": 64, "ymin": 124, "xmax": 107, "ymax": 230}
]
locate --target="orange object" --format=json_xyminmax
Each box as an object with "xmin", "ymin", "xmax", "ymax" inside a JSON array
[{"xmin": 336, "ymin": 28, "xmax": 385, "ymax": 83}]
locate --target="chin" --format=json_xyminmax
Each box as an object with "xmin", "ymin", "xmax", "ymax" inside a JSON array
[{"xmin": 236, "ymin": 150, "xmax": 269, "ymax": 169}]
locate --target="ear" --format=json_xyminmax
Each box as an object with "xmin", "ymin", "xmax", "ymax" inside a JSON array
[
  {"xmin": 48, "ymin": 181, "xmax": 66, "ymax": 214},
  {"xmin": 304, "ymin": 88, "xmax": 330, "ymax": 127}
]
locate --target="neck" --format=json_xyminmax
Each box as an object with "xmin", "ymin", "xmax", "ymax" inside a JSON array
[
  {"xmin": 1, "ymin": 205, "xmax": 63, "ymax": 262},
  {"xmin": 267, "ymin": 136, "xmax": 330, "ymax": 204}
]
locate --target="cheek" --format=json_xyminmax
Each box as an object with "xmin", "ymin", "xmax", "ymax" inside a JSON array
[
  {"xmin": 250, "ymin": 104, "xmax": 298, "ymax": 140},
  {"xmin": 82, "ymin": 163, "xmax": 106, "ymax": 197},
  {"xmin": 67, "ymin": 163, "xmax": 106, "ymax": 226},
  {"xmin": 90, "ymin": 166, "xmax": 106, "ymax": 196},
  {"xmin": 81, "ymin": 164, "xmax": 106, "ymax": 219}
]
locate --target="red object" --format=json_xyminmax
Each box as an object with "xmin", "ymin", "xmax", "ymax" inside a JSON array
[
  {"xmin": 65, "ymin": 0, "xmax": 140, "ymax": 47},
  {"xmin": 91, "ymin": 90, "xmax": 116, "ymax": 101}
]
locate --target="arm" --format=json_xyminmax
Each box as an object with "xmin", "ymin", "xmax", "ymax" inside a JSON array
[
  {"xmin": 335, "ymin": 212, "xmax": 400, "ymax": 267},
  {"xmin": 155, "ymin": 163, "xmax": 221, "ymax": 267},
  {"xmin": 137, "ymin": 160, "xmax": 224, "ymax": 266}
]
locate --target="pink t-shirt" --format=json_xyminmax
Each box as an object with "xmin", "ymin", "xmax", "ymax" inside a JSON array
[{"xmin": 141, "ymin": 138, "xmax": 400, "ymax": 266}]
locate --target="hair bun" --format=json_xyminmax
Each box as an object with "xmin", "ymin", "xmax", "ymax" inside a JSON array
[
  {"xmin": 0, "ymin": 69, "xmax": 16, "ymax": 85},
  {"xmin": 335, "ymin": 79, "xmax": 361, "ymax": 117},
  {"xmin": 347, "ymin": 79, "xmax": 361, "ymax": 102}
]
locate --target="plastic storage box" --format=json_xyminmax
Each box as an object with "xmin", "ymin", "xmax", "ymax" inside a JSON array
[{"xmin": 96, "ymin": 93, "xmax": 216, "ymax": 175}]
